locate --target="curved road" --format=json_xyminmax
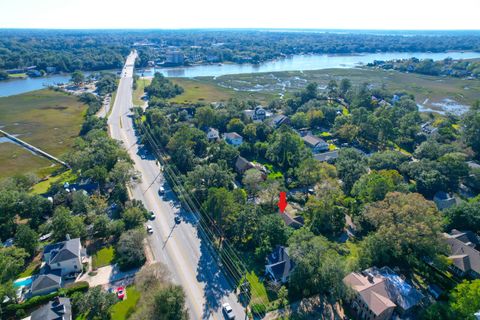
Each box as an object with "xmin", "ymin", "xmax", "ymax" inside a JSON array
[{"xmin": 108, "ymin": 51, "xmax": 246, "ymax": 320}]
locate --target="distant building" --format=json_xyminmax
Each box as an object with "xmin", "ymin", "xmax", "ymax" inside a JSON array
[
  {"xmin": 243, "ymin": 106, "xmax": 268, "ymax": 121},
  {"xmin": 421, "ymin": 122, "xmax": 438, "ymax": 135},
  {"xmin": 29, "ymin": 297, "xmax": 72, "ymax": 320},
  {"xmin": 207, "ymin": 128, "xmax": 220, "ymax": 141},
  {"xmin": 223, "ymin": 132, "xmax": 243, "ymax": 146},
  {"xmin": 433, "ymin": 191, "xmax": 457, "ymax": 211},
  {"xmin": 269, "ymin": 114, "xmax": 290, "ymax": 128},
  {"xmin": 302, "ymin": 135, "xmax": 329, "ymax": 153},
  {"xmin": 165, "ymin": 51, "xmax": 185, "ymax": 66},
  {"xmin": 265, "ymin": 246, "xmax": 295, "ymax": 284},
  {"xmin": 343, "ymin": 266, "xmax": 423, "ymax": 319},
  {"xmin": 443, "ymin": 229, "xmax": 480, "ymax": 278},
  {"xmin": 235, "ymin": 156, "xmax": 254, "ymax": 174}
]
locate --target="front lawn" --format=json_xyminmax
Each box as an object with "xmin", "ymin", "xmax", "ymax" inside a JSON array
[
  {"xmin": 92, "ymin": 246, "xmax": 114, "ymax": 269},
  {"xmin": 110, "ymin": 286, "xmax": 141, "ymax": 320},
  {"xmin": 31, "ymin": 170, "xmax": 77, "ymax": 195}
]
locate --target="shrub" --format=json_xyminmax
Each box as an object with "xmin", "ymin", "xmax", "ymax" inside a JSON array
[{"xmin": 251, "ymin": 303, "xmax": 267, "ymax": 315}]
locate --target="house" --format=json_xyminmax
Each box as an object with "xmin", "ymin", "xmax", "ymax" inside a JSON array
[
  {"xmin": 433, "ymin": 191, "xmax": 457, "ymax": 210},
  {"xmin": 30, "ymin": 273, "xmax": 62, "ymax": 296},
  {"xmin": 421, "ymin": 122, "xmax": 438, "ymax": 135},
  {"xmin": 269, "ymin": 114, "xmax": 290, "ymax": 128},
  {"xmin": 265, "ymin": 246, "xmax": 295, "ymax": 284},
  {"xmin": 28, "ymin": 297, "xmax": 72, "ymax": 320},
  {"xmin": 302, "ymin": 135, "xmax": 329, "ymax": 153},
  {"xmin": 43, "ymin": 237, "xmax": 85, "ymax": 276},
  {"xmin": 314, "ymin": 150, "xmax": 339, "ymax": 163},
  {"xmin": 207, "ymin": 128, "xmax": 220, "ymax": 141},
  {"xmin": 280, "ymin": 211, "xmax": 304, "ymax": 229},
  {"xmin": 235, "ymin": 156, "xmax": 254, "ymax": 174},
  {"xmin": 223, "ymin": 132, "xmax": 243, "ymax": 146},
  {"xmin": 244, "ymin": 106, "xmax": 268, "ymax": 121},
  {"xmin": 343, "ymin": 266, "xmax": 423, "ymax": 320},
  {"xmin": 443, "ymin": 229, "xmax": 480, "ymax": 278}
]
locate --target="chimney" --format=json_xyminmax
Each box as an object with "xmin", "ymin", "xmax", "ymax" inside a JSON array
[
  {"xmin": 367, "ymin": 274, "xmax": 374, "ymax": 284},
  {"xmin": 66, "ymin": 234, "xmax": 71, "ymax": 241}
]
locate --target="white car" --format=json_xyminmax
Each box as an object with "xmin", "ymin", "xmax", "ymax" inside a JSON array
[
  {"xmin": 158, "ymin": 186, "xmax": 165, "ymax": 196},
  {"xmin": 222, "ymin": 303, "xmax": 235, "ymax": 319},
  {"xmin": 146, "ymin": 225, "xmax": 153, "ymax": 234}
]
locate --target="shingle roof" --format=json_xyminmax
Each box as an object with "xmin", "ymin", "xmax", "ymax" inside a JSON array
[
  {"xmin": 31, "ymin": 273, "xmax": 61, "ymax": 293},
  {"xmin": 235, "ymin": 156, "xmax": 253, "ymax": 173},
  {"xmin": 314, "ymin": 150, "xmax": 339, "ymax": 162},
  {"xmin": 31, "ymin": 297, "xmax": 72, "ymax": 320},
  {"xmin": 302, "ymin": 135, "xmax": 327, "ymax": 148},
  {"xmin": 444, "ymin": 230, "xmax": 480, "ymax": 274},
  {"xmin": 266, "ymin": 246, "xmax": 295, "ymax": 282},
  {"xmin": 224, "ymin": 132, "xmax": 242, "ymax": 140},
  {"xmin": 44, "ymin": 238, "xmax": 81, "ymax": 264}
]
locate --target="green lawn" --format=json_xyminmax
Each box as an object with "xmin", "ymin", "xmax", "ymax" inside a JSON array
[
  {"xmin": 31, "ymin": 169, "xmax": 77, "ymax": 195},
  {"xmin": 245, "ymin": 271, "xmax": 269, "ymax": 306},
  {"xmin": 92, "ymin": 246, "xmax": 114, "ymax": 269},
  {"xmin": 133, "ymin": 78, "xmax": 151, "ymax": 106},
  {"xmin": 110, "ymin": 286, "xmax": 141, "ymax": 320},
  {"xmin": 18, "ymin": 260, "xmax": 42, "ymax": 278},
  {"xmin": 168, "ymin": 78, "xmax": 233, "ymax": 104},
  {"xmin": 0, "ymin": 89, "xmax": 86, "ymax": 179},
  {"xmin": 8, "ymin": 73, "xmax": 27, "ymax": 78}
]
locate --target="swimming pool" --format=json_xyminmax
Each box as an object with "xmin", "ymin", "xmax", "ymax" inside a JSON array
[{"xmin": 14, "ymin": 277, "xmax": 33, "ymax": 287}]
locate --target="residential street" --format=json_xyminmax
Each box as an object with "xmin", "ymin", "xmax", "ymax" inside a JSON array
[{"xmin": 107, "ymin": 51, "xmax": 246, "ymax": 320}]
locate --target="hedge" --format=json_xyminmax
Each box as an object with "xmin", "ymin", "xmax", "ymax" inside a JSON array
[{"xmin": 5, "ymin": 281, "xmax": 89, "ymax": 314}]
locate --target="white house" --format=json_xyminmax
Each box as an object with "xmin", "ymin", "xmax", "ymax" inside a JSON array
[
  {"xmin": 223, "ymin": 132, "xmax": 243, "ymax": 146},
  {"xmin": 244, "ymin": 106, "xmax": 268, "ymax": 122},
  {"xmin": 207, "ymin": 128, "xmax": 220, "ymax": 141},
  {"xmin": 43, "ymin": 238, "xmax": 84, "ymax": 276}
]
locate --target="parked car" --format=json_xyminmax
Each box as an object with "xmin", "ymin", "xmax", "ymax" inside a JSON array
[
  {"xmin": 174, "ymin": 216, "xmax": 181, "ymax": 224},
  {"xmin": 222, "ymin": 303, "xmax": 235, "ymax": 319},
  {"xmin": 117, "ymin": 286, "xmax": 125, "ymax": 300},
  {"xmin": 147, "ymin": 225, "xmax": 153, "ymax": 234},
  {"xmin": 150, "ymin": 211, "xmax": 156, "ymax": 220},
  {"xmin": 158, "ymin": 186, "xmax": 165, "ymax": 195}
]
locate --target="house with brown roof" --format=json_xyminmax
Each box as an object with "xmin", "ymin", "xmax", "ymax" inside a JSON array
[
  {"xmin": 343, "ymin": 267, "xmax": 423, "ymax": 319},
  {"xmin": 444, "ymin": 229, "xmax": 480, "ymax": 278},
  {"xmin": 223, "ymin": 132, "xmax": 243, "ymax": 146},
  {"xmin": 302, "ymin": 134, "xmax": 329, "ymax": 153}
]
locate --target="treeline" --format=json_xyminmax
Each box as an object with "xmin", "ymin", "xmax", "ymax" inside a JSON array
[{"xmin": 1, "ymin": 29, "xmax": 480, "ymax": 72}]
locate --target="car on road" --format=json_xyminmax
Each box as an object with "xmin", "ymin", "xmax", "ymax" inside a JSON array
[
  {"xmin": 150, "ymin": 211, "xmax": 156, "ymax": 220},
  {"xmin": 174, "ymin": 216, "xmax": 181, "ymax": 224},
  {"xmin": 116, "ymin": 286, "xmax": 125, "ymax": 300},
  {"xmin": 146, "ymin": 225, "xmax": 153, "ymax": 234},
  {"xmin": 158, "ymin": 186, "xmax": 165, "ymax": 196},
  {"xmin": 222, "ymin": 303, "xmax": 235, "ymax": 319}
]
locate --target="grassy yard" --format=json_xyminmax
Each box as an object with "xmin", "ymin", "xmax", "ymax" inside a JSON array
[
  {"xmin": 168, "ymin": 78, "xmax": 233, "ymax": 104},
  {"xmin": 18, "ymin": 259, "xmax": 42, "ymax": 278},
  {"xmin": 109, "ymin": 286, "xmax": 141, "ymax": 320},
  {"xmin": 0, "ymin": 89, "xmax": 86, "ymax": 179},
  {"xmin": 92, "ymin": 246, "xmax": 114, "ymax": 269},
  {"xmin": 31, "ymin": 169, "xmax": 77, "ymax": 194},
  {"xmin": 245, "ymin": 271, "xmax": 270, "ymax": 306},
  {"xmin": 133, "ymin": 78, "xmax": 151, "ymax": 106}
]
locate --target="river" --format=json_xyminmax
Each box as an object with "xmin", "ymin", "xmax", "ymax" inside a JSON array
[{"xmin": 1, "ymin": 51, "xmax": 480, "ymax": 97}]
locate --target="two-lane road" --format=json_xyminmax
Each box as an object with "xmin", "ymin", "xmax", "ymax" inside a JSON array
[{"xmin": 108, "ymin": 51, "xmax": 246, "ymax": 320}]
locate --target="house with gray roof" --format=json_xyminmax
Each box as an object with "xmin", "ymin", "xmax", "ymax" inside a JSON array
[
  {"xmin": 28, "ymin": 297, "xmax": 72, "ymax": 320},
  {"xmin": 265, "ymin": 246, "xmax": 295, "ymax": 284},
  {"xmin": 223, "ymin": 132, "xmax": 243, "ymax": 146},
  {"xmin": 314, "ymin": 150, "xmax": 339, "ymax": 162},
  {"xmin": 444, "ymin": 229, "xmax": 480, "ymax": 278},
  {"xmin": 302, "ymin": 134, "xmax": 329, "ymax": 153},
  {"xmin": 30, "ymin": 273, "xmax": 62, "ymax": 296},
  {"xmin": 43, "ymin": 237, "xmax": 85, "ymax": 276}
]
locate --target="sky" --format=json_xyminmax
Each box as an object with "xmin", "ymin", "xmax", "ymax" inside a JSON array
[{"xmin": 1, "ymin": 0, "xmax": 479, "ymax": 30}]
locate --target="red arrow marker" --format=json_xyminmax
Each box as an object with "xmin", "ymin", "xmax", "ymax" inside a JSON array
[{"xmin": 278, "ymin": 191, "xmax": 287, "ymax": 213}]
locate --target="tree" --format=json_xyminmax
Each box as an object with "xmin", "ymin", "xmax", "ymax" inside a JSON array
[
  {"xmin": 71, "ymin": 70, "xmax": 85, "ymax": 85},
  {"xmin": 227, "ymin": 118, "xmax": 245, "ymax": 133},
  {"xmin": 291, "ymin": 112, "xmax": 308, "ymax": 129},
  {"xmin": 115, "ymin": 229, "xmax": 146, "ymax": 271},
  {"xmin": 15, "ymin": 225, "xmax": 38, "ymax": 256},
  {"xmin": 202, "ymin": 188, "xmax": 237, "ymax": 230},
  {"xmin": 339, "ymin": 78, "xmax": 352, "ymax": 97},
  {"xmin": 277, "ymin": 286, "xmax": 288, "ymax": 308},
  {"xmin": 0, "ymin": 247, "xmax": 28, "ymax": 283},
  {"xmin": 51, "ymin": 206, "xmax": 86, "ymax": 241},
  {"xmin": 450, "ymin": 280, "xmax": 480, "ymax": 320},
  {"xmin": 242, "ymin": 169, "xmax": 264, "ymax": 197},
  {"xmin": 254, "ymin": 214, "xmax": 290, "ymax": 260},
  {"xmin": 295, "ymin": 158, "xmax": 337, "ymax": 187},
  {"xmin": 122, "ymin": 206, "xmax": 147, "ymax": 230},
  {"xmin": 445, "ymin": 198, "xmax": 480, "ymax": 233},
  {"xmin": 368, "ymin": 150, "xmax": 409, "ymax": 171},
  {"xmin": 288, "ymin": 229, "xmax": 347, "ymax": 300},
  {"xmin": 266, "ymin": 126, "xmax": 309, "ymax": 170},
  {"xmin": 185, "ymin": 162, "xmax": 234, "ymax": 203},
  {"xmin": 336, "ymin": 148, "xmax": 368, "ymax": 194},
  {"xmin": 242, "ymin": 123, "xmax": 257, "ymax": 142},
  {"xmin": 195, "ymin": 106, "xmax": 217, "ymax": 129},
  {"xmin": 351, "ymin": 170, "xmax": 406, "ymax": 204},
  {"xmin": 93, "ymin": 215, "xmax": 110, "ymax": 238},
  {"xmin": 438, "ymin": 152, "xmax": 469, "ymax": 190},
  {"xmin": 462, "ymin": 101, "xmax": 480, "ymax": 157},
  {"xmin": 152, "ymin": 285, "xmax": 189, "ymax": 320},
  {"xmin": 73, "ymin": 286, "xmax": 117, "ymax": 320},
  {"xmin": 145, "ymin": 72, "xmax": 184, "ymax": 99},
  {"xmin": 359, "ymin": 192, "xmax": 445, "ymax": 268}
]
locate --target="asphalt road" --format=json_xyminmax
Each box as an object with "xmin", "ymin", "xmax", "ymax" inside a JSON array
[{"xmin": 108, "ymin": 51, "xmax": 246, "ymax": 320}]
